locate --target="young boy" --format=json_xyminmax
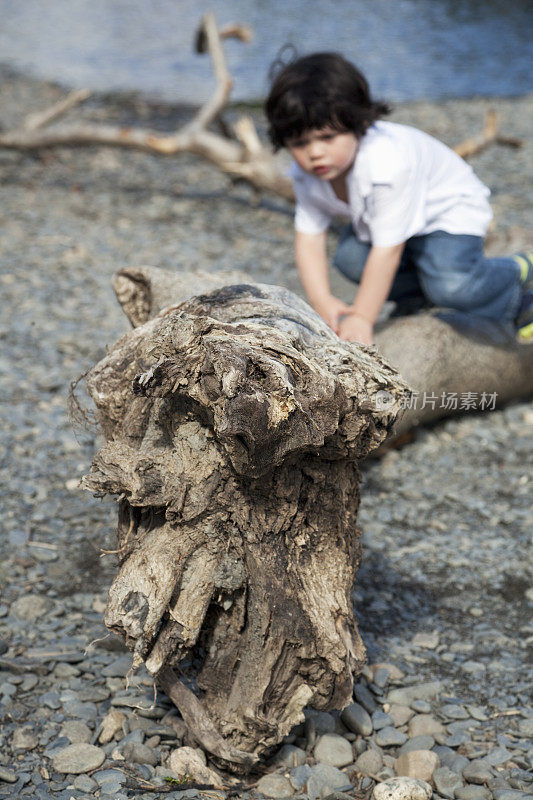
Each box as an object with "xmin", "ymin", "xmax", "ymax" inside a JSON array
[{"xmin": 265, "ymin": 52, "xmax": 533, "ymax": 344}]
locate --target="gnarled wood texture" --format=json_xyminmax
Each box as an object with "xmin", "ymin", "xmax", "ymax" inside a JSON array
[
  {"xmin": 113, "ymin": 265, "xmax": 533, "ymax": 438},
  {"xmin": 81, "ymin": 280, "xmax": 407, "ymax": 767}
]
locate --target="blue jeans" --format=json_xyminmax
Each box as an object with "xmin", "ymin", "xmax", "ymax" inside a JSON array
[{"xmin": 333, "ymin": 227, "xmax": 522, "ymax": 322}]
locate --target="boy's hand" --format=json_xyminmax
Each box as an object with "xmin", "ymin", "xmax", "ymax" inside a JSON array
[
  {"xmin": 313, "ymin": 295, "xmax": 351, "ymax": 333},
  {"xmin": 338, "ymin": 312, "xmax": 374, "ymax": 345}
]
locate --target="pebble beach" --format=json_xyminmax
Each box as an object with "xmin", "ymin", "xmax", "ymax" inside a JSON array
[{"xmin": 0, "ymin": 69, "xmax": 532, "ymax": 800}]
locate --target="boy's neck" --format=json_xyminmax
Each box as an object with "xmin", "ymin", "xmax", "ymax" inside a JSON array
[{"xmin": 330, "ymin": 174, "xmax": 349, "ymax": 204}]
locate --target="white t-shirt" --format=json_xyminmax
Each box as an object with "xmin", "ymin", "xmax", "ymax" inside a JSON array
[{"xmin": 290, "ymin": 121, "xmax": 493, "ymax": 247}]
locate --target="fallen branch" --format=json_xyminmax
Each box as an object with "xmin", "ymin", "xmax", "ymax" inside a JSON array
[
  {"xmin": 0, "ymin": 16, "xmax": 520, "ymax": 200},
  {"xmin": 0, "ymin": 13, "xmax": 292, "ymax": 200}
]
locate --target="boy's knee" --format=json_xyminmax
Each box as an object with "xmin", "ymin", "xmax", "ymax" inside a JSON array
[{"xmin": 421, "ymin": 273, "xmax": 473, "ymax": 310}]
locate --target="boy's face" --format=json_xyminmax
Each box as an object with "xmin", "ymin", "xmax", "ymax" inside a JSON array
[{"xmin": 287, "ymin": 128, "xmax": 358, "ymax": 183}]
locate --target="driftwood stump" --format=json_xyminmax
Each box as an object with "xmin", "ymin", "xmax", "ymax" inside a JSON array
[{"xmin": 81, "ymin": 278, "xmax": 407, "ymax": 768}]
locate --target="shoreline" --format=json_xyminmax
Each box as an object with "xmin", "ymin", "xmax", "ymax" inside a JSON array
[{"xmin": 3, "ymin": 61, "xmax": 533, "ymax": 111}]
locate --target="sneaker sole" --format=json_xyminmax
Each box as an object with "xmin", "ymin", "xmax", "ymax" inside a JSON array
[{"xmin": 517, "ymin": 320, "xmax": 533, "ymax": 341}]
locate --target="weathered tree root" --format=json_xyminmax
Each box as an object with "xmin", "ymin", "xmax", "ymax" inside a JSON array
[{"xmin": 81, "ymin": 280, "xmax": 407, "ymax": 767}]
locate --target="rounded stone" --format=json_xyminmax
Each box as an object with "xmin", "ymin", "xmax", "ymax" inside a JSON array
[
  {"xmin": 168, "ymin": 746, "xmax": 221, "ymax": 787},
  {"xmin": 433, "ymin": 745, "xmax": 458, "ymax": 768},
  {"xmin": 372, "ymin": 663, "xmax": 405, "ymax": 682},
  {"xmin": 373, "ymin": 776, "xmax": 432, "ymax": 800},
  {"xmin": 399, "ymin": 735, "xmax": 435, "ymax": 754},
  {"xmin": 94, "ymin": 768, "xmax": 128, "ymax": 788},
  {"xmin": 376, "ymin": 767, "xmax": 396, "ymax": 782},
  {"xmin": 11, "ymin": 727, "xmax": 38, "ymax": 750},
  {"xmin": 0, "ymin": 767, "xmax": 17, "ymax": 784},
  {"xmin": 63, "ymin": 699, "xmax": 98, "ymax": 721},
  {"xmin": 492, "ymin": 791, "xmax": 527, "ymax": 800},
  {"xmin": 386, "ymin": 682, "xmax": 442, "ymax": 707},
  {"xmin": 73, "ymin": 774, "xmax": 98, "ymax": 792},
  {"xmin": 433, "ymin": 766, "xmax": 464, "ymax": 798},
  {"xmin": 307, "ymin": 764, "xmax": 351, "ymax": 800},
  {"xmin": 341, "ymin": 702, "xmax": 373, "ymax": 736},
  {"xmin": 484, "ymin": 746, "xmax": 512, "ymax": 767},
  {"xmin": 389, "ymin": 704, "xmax": 415, "ymax": 727},
  {"xmin": 314, "ymin": 733, "xmax": 354, "ymax": 768},
  {"xmin": 410, "ymin": 700, "xmax": 432, "ymax": 713},
  {"xmin": 10, "ymin": 594, "xmax": 53, "ymax": 621},
  {"xmin": 305, "ymin": 710, "xmax": 337, "ymax": 735},
  {"xmin": 373, "ymin": 710, "xmax": 394, "ymax": 731},
  {"xmin": 463, "ymin": 760, "xmax": 494, "ymax": 785},
  {"xmin": 518, "ymin": 717, "xmax": 533, "ymax": 738},
  {"xmin": 373, "ymin": 668, "xmax": 391, "ymax": 688},
  {"xmin": 60, "ymin": 720, "xmax": 92, "ymax": 744},
  {"xmin": 122, "ymin": 741, "xmax": 159, "ymax": 766},
  {"xmin": 256, "ymin": 773, "xmax": 294, "ymax": 798},
  {"xmin": 455, "ymin": 786, "xmax": 492, "ymax": 800},
  {"xmin": 441, "ymin": 704, "xmax": 469, "ymax": 720},
  {"xmin": 289, "ymin": 764, "xmax": 313, "ymax": 790},
  {"xmin": 408, "ymin": 714, "xmax": 447, "ymax": 738},
  {"xmin": 376, "ymin": 727, "xmax": 408, "ymax": 747},
  {"xmin": 450, "ymin": 755, "xmax": 470, "ymax": 775},
  {"xmin": 99, "ymin": 709, "xmax": 126, "ymax": 744},
  {"xmin": 52, "ymin": 743, "xmax": 106, "ymax": 774},
  {"xmin": 394, "ymin": 750, "xmax": 440, "ymax": 783},
  {"xmin": 356, "ymin": 748, "xmax": 383, "ymax": 776},
  {"xmin": 269, "ymin": 744, "xmax": 307, "ymax": 769},
  {"xmin": 446, "ymin": 732, "xmax": 471, "ymax": 748},
  {"xmin": 101, "ymin": 655, "xmax": 133, "ymax": 677},
  {"xmin": 354, "ymin": 683, "xmax": 378, "ymax": 714},
  {"xmin": 461, "ymin": 661, "xmax": 486, "ymax": 674}
]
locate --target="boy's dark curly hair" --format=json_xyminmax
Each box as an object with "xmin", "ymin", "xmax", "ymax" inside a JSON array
[{"xmin": 265, "ymin": 52, "xmax": 390, "ymax": 150}]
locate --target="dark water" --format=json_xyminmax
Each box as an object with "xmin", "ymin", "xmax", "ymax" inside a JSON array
[{"xmin": 1, "ymin": 0, "xmax": 532, "ymax": 103}]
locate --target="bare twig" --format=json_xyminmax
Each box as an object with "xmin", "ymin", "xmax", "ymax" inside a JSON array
[
  {"xmin": 452, "ymin": 109, "xmax": 523, "ymax": 159},
  {"xmin": 84, "ymin": 633, "xmax": 112, "ymax": 654},
  {"xmin": 24, "ymin": 88, "xmax": 91, "ymax": 130},
  {"xmin": 27, "ymin": 541, "xmax": 58, "ymax": 550},
  {"xmin": 219, "ymin": 23, "xmax": 253, "ymax": 43},
  {"xmin": 190, "ymin": 12, "xmax": 233, "ymax": 132}
]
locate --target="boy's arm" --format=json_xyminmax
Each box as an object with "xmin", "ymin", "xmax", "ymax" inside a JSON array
[
  {"xmin": 295, "ymin": 230, "xmax": 351, "ymax": 332},
  {"xmin": 338, "ymin": 243, "xmax": 405, "ymax": 344}
]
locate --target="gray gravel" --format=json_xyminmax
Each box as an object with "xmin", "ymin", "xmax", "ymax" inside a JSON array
[{"xmin": 0, "ymin": 69, "xmax": 532, "ymax": 799}]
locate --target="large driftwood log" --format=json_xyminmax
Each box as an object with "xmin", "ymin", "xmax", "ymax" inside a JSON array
[
  {"xmin": 111, "ymin": 265, "xmax": 533, "ymax": 437},
  {"xmin": 375, "ymin": 311, "xmax": 533, "ymax": 435},
  {"xmin": 81, "ymin": 281, "xmax": 407, "ymax": 768}
]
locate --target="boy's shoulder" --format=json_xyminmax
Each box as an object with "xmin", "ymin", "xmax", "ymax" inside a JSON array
[
  {"xmin": 357, "ymin": 121, "xmax": 419, "ymax": 182},
  {"xmin": 357, "ymin": 121, "xmax": 455, "ymax": 186}
]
